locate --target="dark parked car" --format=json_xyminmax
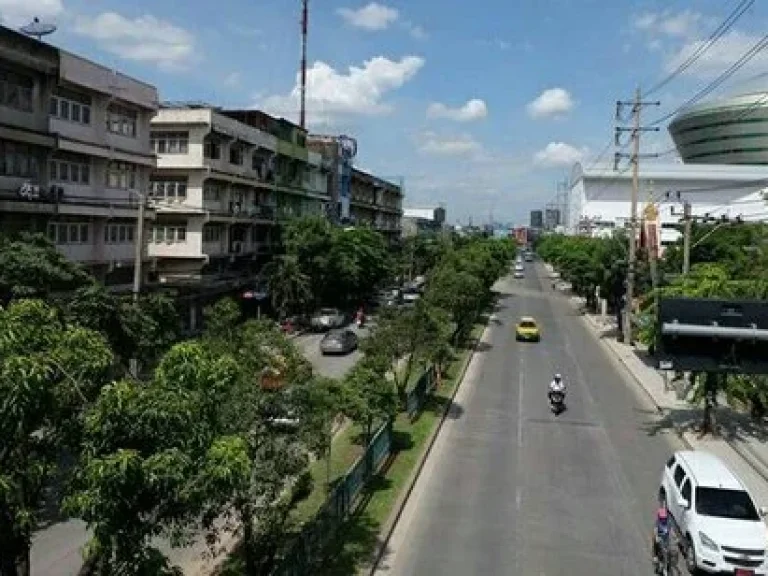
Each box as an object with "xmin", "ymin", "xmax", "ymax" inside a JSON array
[{"xmin": 319, "ymin": 328, "xmax": 358, "ymax": 355}]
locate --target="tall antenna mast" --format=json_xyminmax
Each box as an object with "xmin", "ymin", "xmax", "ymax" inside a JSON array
[{"xmin": 299, "ymin": 0, "xmax": 308, "ymax": 128}]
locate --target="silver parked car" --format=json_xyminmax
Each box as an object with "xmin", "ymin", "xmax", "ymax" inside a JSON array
[
  {"xmin": 320, "ymin": 328, "xmax": 358, "ymax": 355},
  {"xmin": 310, "ymin": 308, "xmax": 345, "ymax": 331}
]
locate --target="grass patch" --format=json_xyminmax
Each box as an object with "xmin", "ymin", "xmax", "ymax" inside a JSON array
[
  {"xmin": 216, "ymin": 423, "xmax": 364, "ymax": 575},
  {"xmin": 291, "ymin": 422, "xmax": 365, "ymax": 526},
  {"xmin": 217, "ymin": 307, "xmax": 491, "ymax": 576},
  {"xmin": 311, "ymin": 316, "xmax": 485, "ymax": 575}
]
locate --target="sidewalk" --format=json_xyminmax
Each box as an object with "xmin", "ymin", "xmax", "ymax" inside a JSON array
[{"xmin": 575, "ymin": 302, "xmax": 768, "ymax": 513}]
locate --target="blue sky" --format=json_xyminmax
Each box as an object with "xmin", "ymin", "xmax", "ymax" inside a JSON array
[{"xmin": 3, "ymin": 0, "xmax": 768, "ymax": 224}]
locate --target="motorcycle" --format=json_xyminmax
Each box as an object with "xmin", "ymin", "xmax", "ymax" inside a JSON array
[
  {"xmin": 654, "ymin": 530, "xmax": 677, "ymax": 576},
  {"xmin": 549, "ymin": 391, "xmax": 566, "ymax": 414}
]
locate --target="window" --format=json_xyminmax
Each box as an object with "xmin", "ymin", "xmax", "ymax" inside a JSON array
[
  {"xmin": 695, "ymin": 487, "xmax": 760, "ymax": 521},
  {"xmin": 50, "ymin": 88, "xmax": 92, "ymax": 125},
  {"xmin": 152, "ymin": 225, "xmax": 187, "ymax": 243},
  {"xmin": 673, "ymin": 466, "xmax": 685, "ymax": 487},
  {"xmin": 204, "ymin": 139, "xmax": 221, "ymax": 160},
  {"xmin": 47, "ymin": 222, "xmax": 90, "ymax": 244},
  {"xmin": 106, "ymin": 103, "xmax": 137, "ymax": 137},
  {"xmin": 104, "ymin": 224, "xmax": 136, "ymax": 244},
  {"xmin": 203, "ymin": 182, "xmax": 222, "ymax": 202},
  {"xmin": 0, "ymin": 139, "xmax": 40, "ymax": 178},
  {"xmin": 150, "ymin": 131, "xmax": 189, "ymax": 154},
  {"xmin": 50, "ymin": 156, "xmax": 91, "ymax": 185},
  {"xmin": 150, "ymin": 179, "xmax": 188, "ymax": 202},
  {"xmin": 681, "ymin": 479, "xmax": 691, "ymax": 503},
  {"xmin": 229, "ymin": 145, "xmax": 244, "ymax": 165},
  {"xmin": 203, "ymin": 225, "xmax": 222, "ymax": 242},
  {"xmin": 0, "ymin": 67, "xmax": 34, "ymax": 112},
  {"xmin": 106, "ymin": 161, "xmax": 138, "ymax": 189}
]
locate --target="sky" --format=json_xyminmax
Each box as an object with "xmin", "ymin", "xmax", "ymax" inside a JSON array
[{"xmin": 2, "ymin": 0, "xmax": 768, "ymax": 225}]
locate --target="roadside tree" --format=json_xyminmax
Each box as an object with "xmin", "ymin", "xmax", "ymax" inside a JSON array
[
  {"xmin": 342, "ymin": 361, "xmax": 398, "ymax": 444},
  {"xmin": 0, "ymin": 299, "xmax": 113, "ymax": 576},
  {"xmin": 67, "ymin": 341, "xmax": 241, "ymax": 574}
]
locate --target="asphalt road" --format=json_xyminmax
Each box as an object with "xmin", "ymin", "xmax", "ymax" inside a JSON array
[
  {"xmin": 374, "ymin": 264, "xmax": 684, "ymax": 576},
  {"xmin": 30, "ymin": 324, "xmax": 368, "ymax": 575},
  {"xmin": 292, "ymin": 323, "xmax": 370, "ymax": 379}
]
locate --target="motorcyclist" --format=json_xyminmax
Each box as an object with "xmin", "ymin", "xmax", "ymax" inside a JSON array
[
  {"xmin": 548, "ymin": 373, "xmax": 566, "ymax": 404},
  {"xmin": 651, "ymin": 505, "xmax": 671, "ymax": 569}
]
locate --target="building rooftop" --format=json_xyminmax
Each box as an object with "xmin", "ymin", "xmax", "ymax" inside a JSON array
[{"xmin": 572, "ymin": 161, "xmax": 768, "ymax": 185}]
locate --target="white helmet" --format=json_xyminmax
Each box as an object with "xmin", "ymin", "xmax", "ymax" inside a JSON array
[{"xmin": 554, "ymin": 373, "xmax": 562, "ymax": 382}]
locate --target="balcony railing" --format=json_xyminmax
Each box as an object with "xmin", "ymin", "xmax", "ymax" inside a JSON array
[{"xmin": 0, "ymin": 186, "xmax": 151, "ymax": 213}]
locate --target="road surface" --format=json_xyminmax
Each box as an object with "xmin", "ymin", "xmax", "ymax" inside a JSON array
[
  {"xmin": 374, "ymin": 265, "xmax": 684, "ymax": 576},
  {"xmin": 292, "ymin": 323, "xmax": 369, "ymax": 379},
  {"xmin": 30, "ymin": 324, "xmax": 368, "ymax": 575}
]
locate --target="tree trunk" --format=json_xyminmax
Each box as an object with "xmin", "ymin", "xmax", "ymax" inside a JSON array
[{"xmin": 242, "ymin": 507, "xmax": 257, "ymax": 575}]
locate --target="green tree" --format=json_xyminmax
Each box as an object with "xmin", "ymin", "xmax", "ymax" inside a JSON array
[
  {"xmin": 363, "ymin": 303, "xmax": 451, "ymax": 405},
  {"xmin": 67, "ymin": 341, "xmax": 240, "ymax": 575},
  {"xmin": 262, "ymin": 254, "xmax": 312, "ymax": 319},
  {"xmin": 279, "ymin": 216, "xmax": 335, "ymax": 307},
  {"xmin": 342, "ymin": 361, "xmax": 398, "ymax": 444},
  {"xmin": 0, "ymin": 233, "xmax": 91, "ymax": 302},
  {"xmin": 329, "ymin": 227, "xmax": 392, "ymax": 306},
  {"xmin": 0, "ymin": 300, "xmax": 113, "ymax": 576},
  {"xmin": 426, "ymin": 264, "xmax": 484, "ymax": 345},
  {"xmin": 196, "ymin": 306, "xmax": 322, "ymax": 574}
]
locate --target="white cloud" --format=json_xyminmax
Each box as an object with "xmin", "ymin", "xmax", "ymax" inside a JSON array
[
  {"xmin": 426, "ymin": 98, "xmax": 488, "ymax": 122},
  {"xmin": 416, "ymin": 132, "xmax": 482, "ymax": 156},
  {"xmin": 632, "ymin": 9, "xmax": 702, "ymax": 38},
  {"xmin": 526, "ymin": 88, "xmax": 574, "ymax": 119},
  {"xmin": 224, "ymin": 72, "xmax": 242, "ymax": 87},
  {"xmin": 260, "ymin": 55, "xmax": 424, "ymax": 125},
  {"xmin": 0, "ymin": 0, "xmax": 63, "ymax": 26},
  {"xmin": 665, "ymin": 30, "xmax": 768, "ymax": 80},
  {"xmin": 74, "ymin": 12, "xmax": 195, "ymax": 71},
  {"xmin": 533, "ymin": 142, "xmax": 589, "ymax": 167},
  {"xmin": 404, "ymin": 21, "xmax": 427, "ymax": 40},
  {"xmin": 338, "ymin": 2, "xmax": 398, "ymax": 30}
]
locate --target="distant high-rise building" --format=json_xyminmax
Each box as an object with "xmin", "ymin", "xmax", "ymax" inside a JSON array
[
  {"xmin": 545, "ymin": 208, "xmax": 561, "ymax": 229},
  {"xmin": 530, "ymin": 210, "xmax": 543, "ymax": 228}
]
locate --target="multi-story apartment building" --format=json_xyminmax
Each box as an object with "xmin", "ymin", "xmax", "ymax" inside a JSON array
[
  {"xmin": 149, "ymin": 104, "xmax": 330, "ymax": 331},
  {"xmin": 0, "ymin": 25, "xmax": 157, "ymax": 288},
  {"xmin": 308, "ymin": 135, "xmax": 403, "ymax": 236},
  {"xmin": 349, "ymin": 168, "xmax": 403, "ymax": 238}
]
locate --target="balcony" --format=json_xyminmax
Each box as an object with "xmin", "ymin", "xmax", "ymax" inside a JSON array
[{"xmin": 0, "ymin": 183, "xmax": 153, "ymax": 220}]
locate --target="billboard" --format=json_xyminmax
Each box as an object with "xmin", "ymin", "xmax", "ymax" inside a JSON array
[
  {"xmin": 513, "ymin": 227, "xmax": 528, "ymax": 246},
  {"xmin": 656, "ymin": 298, "xmax": 768, "ymax": 374}
]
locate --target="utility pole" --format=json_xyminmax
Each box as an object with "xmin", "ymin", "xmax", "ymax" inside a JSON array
[
  {"xmin": 615, "ymin": 87, "xmax": 660, "ymax": 345},
  {"xmin": 299, "ymin": 0, "xmax": 308, "ymax": 129},
  {"xmin": 132, "ymin": 195, "xmax": 145, "ymax": 303},
  {"xmin": 682, "ymin": 200, "xmax": 692, "ymax": 274}
]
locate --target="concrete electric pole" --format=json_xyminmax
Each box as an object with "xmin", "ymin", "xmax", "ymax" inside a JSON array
[
  {"xmin": 615, "ymin": 87, "xmax": 660, "ymax": 345},
  {"xmin": 682, "ymin": 200, "xmax": 692, "ymax": 275},
  {"xmin": 299, "ymin": 0, "xmax": 308, "ymax": 129}
]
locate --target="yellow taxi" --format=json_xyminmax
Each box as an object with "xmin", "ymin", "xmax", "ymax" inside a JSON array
[{"xmin": 515, "ymin": 316, "xmax": 541, "ymax": 342}]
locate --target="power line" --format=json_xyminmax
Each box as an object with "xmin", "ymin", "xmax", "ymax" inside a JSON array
[
  {"xmin": 650, "ymin": 31, "xmax": 768, "ymax": 127},
  {"xmin": 643, "ymin": 0, "xmax": 755, "ymax": 98}
]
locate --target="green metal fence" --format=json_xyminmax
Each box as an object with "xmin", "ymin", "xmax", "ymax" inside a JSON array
[
  {"xmin": 273, "ymin": 419, "xmax": 394, "ymax": 575},
  {"xmin": 406, "ymin": 366, "xmax": 437, "ymax": 418}
]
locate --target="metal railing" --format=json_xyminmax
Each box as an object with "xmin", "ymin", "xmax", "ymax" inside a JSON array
[
  {"xmin": 406, "ymin": 365, "xmax": 437, "ymax": 418},
  {"xmin": 274, "ymin": 419, "xmax": 393, "ymax": 575}
]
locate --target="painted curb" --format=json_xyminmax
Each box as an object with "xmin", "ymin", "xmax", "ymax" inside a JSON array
[{"xmin": 363, "ymin": 308, "xmax": 494, "ymax": 576}]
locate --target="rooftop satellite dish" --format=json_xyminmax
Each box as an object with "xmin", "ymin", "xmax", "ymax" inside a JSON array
[{"xmin": 19, "ymin": 17, "xmax": 57, "ymax": 42}]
